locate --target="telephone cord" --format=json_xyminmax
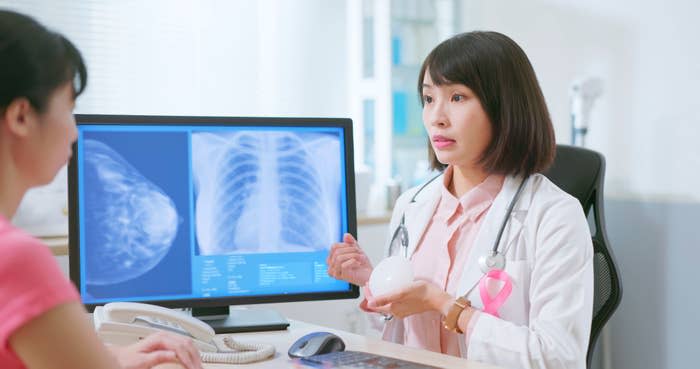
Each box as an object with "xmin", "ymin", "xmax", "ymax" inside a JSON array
[{"xmin": 200, "ymin": 335, "xmax": 275, "ymax": 364}]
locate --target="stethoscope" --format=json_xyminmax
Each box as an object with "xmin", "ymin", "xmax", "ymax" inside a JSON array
[{"xmin": 388, "ymin": 174, "xmax": 529, "ymax": 274}]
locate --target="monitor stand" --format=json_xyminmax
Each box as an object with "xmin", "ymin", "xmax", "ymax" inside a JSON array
[{"xmin": 192, "ymin": 306, "xmax": 290, "ymax": 333}]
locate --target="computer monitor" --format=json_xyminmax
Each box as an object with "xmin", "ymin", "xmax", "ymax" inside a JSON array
[{"xmin": 68, "ymin": 114, "xmax": 358, "ymax": 332}]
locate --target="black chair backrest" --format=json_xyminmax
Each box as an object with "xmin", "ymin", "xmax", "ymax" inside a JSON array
[{"xmin": 542, "ymin": 145, "xmax": 623, "ymax": 369}]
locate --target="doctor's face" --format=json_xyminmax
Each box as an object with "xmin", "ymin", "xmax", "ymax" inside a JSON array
[{"xmin": 421, "ymin": 71, "xmax": 492, "ymax": 169}]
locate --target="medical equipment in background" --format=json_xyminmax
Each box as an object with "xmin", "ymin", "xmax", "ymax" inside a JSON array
[{"xmin": 570, "ymin": 77, "xmax": 603, "ymax": 147}]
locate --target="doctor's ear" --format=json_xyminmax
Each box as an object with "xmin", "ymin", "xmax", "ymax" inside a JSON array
[{"xmin": 1, "ymin": 97, "xmax": 35, "ymax": 137}]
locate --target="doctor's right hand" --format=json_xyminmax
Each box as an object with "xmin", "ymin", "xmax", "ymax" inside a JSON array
[{"xmin": 327, "ymin": 233, "xmax": 373, "ymax": 287}]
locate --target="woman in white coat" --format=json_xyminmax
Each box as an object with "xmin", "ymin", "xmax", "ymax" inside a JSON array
[{"xmin": 327, "ymin": 31, "xmax": 593, "ymax": 369}]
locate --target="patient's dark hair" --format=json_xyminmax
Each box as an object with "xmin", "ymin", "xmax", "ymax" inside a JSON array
[
  {"xmin": 0, "ymin": 9, "xmax": 87, "ymax": 113},
  {"xmin": 418, "ymin": 31, "xmax": 555, "ymax": 177}
]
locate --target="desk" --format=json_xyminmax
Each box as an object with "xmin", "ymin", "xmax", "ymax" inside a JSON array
[
  {"xmin": 42, "ymin": 235, "xmax": 68, "ymax": 256},
  {"xmin": 205, "ymin": 320, "xmax": 501, "ymax": 369}
]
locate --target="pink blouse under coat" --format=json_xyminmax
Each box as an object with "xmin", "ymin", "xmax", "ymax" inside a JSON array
[{"xmin": 403, "ymin": 167, "xmax": 503, "ymax": 356}]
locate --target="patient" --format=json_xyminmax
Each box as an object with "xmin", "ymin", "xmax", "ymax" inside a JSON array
[{"xmin": 0, "ymin": 9, "xmax": 202, "ymax": 369}]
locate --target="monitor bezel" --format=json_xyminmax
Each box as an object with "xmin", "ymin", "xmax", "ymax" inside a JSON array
[{"xmin": 68, "ymin": 114, "xmax": 359, "ymax": 312}]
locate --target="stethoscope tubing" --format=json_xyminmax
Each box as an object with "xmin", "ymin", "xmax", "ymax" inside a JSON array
[
  {"xmin": 391, "ymin": 174, "xmax": 529, "ymax": 268},
  {"xmin": 382, "ymin": 174, "xmax": 529, "ymax": 321},
  {"xmin": 489, "ymin": 176, "xmax": 529, "ymax": 256}
]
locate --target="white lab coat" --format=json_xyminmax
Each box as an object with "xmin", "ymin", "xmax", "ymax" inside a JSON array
[{"xmin": 380, "ymin": 173, "xmax": 594, "ymax": 369}]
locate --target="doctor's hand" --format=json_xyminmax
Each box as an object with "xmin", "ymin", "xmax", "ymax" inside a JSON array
[
  {"xmin": 327, "ymin": 233, "xmax": 373, "ymax": 287},
  {"xmin": 109, "ymin": 331, "xmax": 203, "ymax": 369},
  {"xmin": 366, "ymin": 280, "xmax": 452, "ymax": 319}
]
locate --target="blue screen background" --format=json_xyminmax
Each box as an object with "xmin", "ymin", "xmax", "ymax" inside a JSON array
[
  {"xmin": 76, "ymin": 123, "xmax": 350, "ymax": 304},
  {"xmin": 80, "ymin": 131, "xmax": 192, "ymax": 300}
]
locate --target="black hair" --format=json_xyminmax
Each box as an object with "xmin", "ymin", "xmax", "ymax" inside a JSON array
[
  {"xmin": 418, "ymin": 31, "xmax": 555, "ymax": 177},
  {"xmin": 0, "ymin": 9, "xmax": 87, "ymax": 113}
]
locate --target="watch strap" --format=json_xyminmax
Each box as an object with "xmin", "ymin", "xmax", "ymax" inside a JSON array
[{"xmin": 442, "ymin": 297, "xmax": 470, "ymax": 334}]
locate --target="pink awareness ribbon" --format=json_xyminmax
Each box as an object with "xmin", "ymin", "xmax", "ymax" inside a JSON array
[{"xmin": 478, "ymin": 269, "xmax": 513, "ymax": 318}]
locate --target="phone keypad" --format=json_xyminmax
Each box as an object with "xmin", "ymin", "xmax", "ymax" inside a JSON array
[{"xmin": 137, "ymin": 316, "xmax": 189, "ymax": 337}]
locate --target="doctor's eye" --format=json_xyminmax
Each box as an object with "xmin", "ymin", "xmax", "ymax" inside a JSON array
[
  {"xmin": 422, "ymin": 95, "xmax": 433, "ymax": 104},
  {"xmin": 451, "ymin": 94, "xmax": 465, "ymax": 102}
]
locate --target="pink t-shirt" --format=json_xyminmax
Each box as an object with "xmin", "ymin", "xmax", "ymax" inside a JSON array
[
  {"xmin": 0, "ymin": 216, "xmax": 80, "ymax": 369},
  {"xmin": 404, "ymin": 168, "xmax": 503, "ymax": 355}
]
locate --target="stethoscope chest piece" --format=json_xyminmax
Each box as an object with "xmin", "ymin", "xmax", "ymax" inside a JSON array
[{"xmin": 478, "ymin": 252, "xmax": 505, "ymax": 273}]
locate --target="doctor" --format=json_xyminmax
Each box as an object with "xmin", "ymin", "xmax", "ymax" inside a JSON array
[{"xmin": 327, "ymin": 31, "xmax": 593, "ymax": 369}]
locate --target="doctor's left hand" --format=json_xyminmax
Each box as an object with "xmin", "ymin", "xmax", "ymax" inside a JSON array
[{"xmin": 366, "ymin": 280, "xmax": 452, "ymax": 319}]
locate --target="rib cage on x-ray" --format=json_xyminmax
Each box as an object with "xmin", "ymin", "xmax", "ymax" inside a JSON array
[{"xmin": 192, "ymin": 131, "xmax": 341, "ymax": 255}]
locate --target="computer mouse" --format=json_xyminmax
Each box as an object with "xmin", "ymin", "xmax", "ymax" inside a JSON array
[{"xmin": 288, "ymin": 331, "xmax": 346, "ymax": 358}]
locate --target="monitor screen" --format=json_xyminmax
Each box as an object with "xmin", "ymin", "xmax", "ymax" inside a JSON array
[{"xmin": 68, "ymin": 115, "xmax": 358, "ymax": 312}]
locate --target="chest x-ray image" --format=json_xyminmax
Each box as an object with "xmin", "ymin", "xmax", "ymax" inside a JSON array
[
  {"xmin": 192, "ymin": 130, "xmax": 342, "ymax": 255},
  {"xmin": 83, "ymin": 139, "xmax": 180, "ymax": 285}
]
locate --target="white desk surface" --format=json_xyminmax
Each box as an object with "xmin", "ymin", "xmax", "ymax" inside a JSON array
[{"xmin": 205, "ymin": 319, "xmax": 501, "ymax": 369}]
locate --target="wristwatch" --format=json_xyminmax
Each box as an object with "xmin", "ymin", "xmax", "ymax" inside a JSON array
[{"xmin": 442, "ymin": 297, "xmax": 470, "ymax": 334}]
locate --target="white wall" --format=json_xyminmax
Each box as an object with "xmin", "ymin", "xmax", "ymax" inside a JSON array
[
  {"xmin": 0, "ymin": 0, "xmax": 349, "ymax": 118},
  {"xmin": 459, "ymin": 0, "xmax": 700, "ymax": 201},
  {"xmin": 7, "ymin": 0, "xmax": 351, "ymax": 235}
]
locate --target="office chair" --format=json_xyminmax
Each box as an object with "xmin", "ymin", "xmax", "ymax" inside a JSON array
[{"xmin": 542, "ymin": 144, "xmax": 623, "ymax": 369}]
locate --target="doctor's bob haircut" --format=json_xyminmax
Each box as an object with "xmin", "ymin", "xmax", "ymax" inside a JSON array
[
  {"xmin": 0, "ymin": 10, "xmax": 87, "ymax": 114},
  {"xmin": 418, "ymin": 31, "xmax": 555, "ymax": 177}
]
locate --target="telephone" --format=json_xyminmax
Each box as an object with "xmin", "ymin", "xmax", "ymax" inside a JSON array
[{"xmin": 94, "ymin": 302, "xmax": 275, "ymax": 364}]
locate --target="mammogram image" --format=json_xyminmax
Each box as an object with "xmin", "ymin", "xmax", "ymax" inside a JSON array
[
  {"xmin": 83, "ymin": 139, "xmax": 179, "ymax": 285},
  {"xmin": 192, "ymin": 130, "xmax": 342, "ymax": 255}
]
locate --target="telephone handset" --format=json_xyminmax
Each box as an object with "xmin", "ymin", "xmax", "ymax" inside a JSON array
[
  {"xmin": 94, "ymin": 302, "xmax": 217, "ymax": 352},
  {"xmin": 94, "ymin": 302, "xmax": 275, "ymax": 364}
]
